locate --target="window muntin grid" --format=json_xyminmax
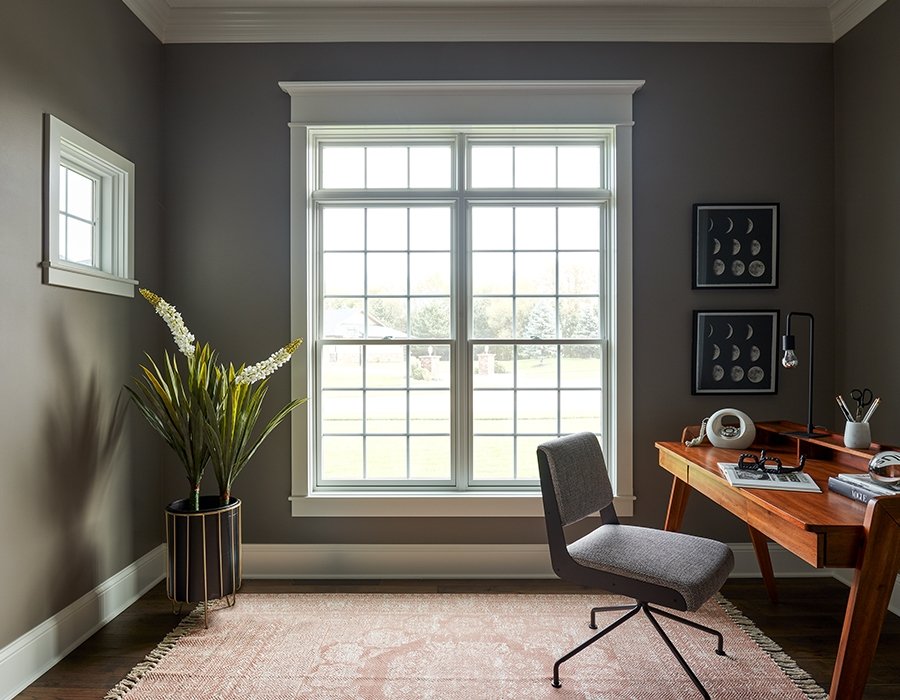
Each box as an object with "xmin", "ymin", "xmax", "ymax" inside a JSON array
[
  {"xmin": 320, "ymin": 344, "xmax": 453, "ymax": 483},
  {"xmin": 321, "ymin": 205, "xmax": 453, "ymax": 340},
  {"xmin": 470, "ymin": 204, "xmax": 605, "ymax": 340},
  {"xmin": 311, "ymin": 129, "xmax": 610, "ymax": 490},
  {"xmin": 58, "ymin": 163, "xmax": 98, "ymax": 267},
  {"xmin": 471, "ymin": 344, "xmax": 603, "ymax": 481},
  {"xmin": 320, "ymin": 142, "xmax": 454, "ymax": 190},
  {"xmin": 469, "ymin": 142, "xmax": 605, "ymax": 189}
]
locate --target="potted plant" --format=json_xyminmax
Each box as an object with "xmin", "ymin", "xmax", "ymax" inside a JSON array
[{"xmin": 127, "ymin": 289, "xmax": 304, "ymax": 622}]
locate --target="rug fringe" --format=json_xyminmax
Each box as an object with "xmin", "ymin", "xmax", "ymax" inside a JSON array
[
  {"xmin": 714, "ymin": 593, "xmax": 829, "ymax": 700},
  {"xmin": 103, "ymin": 604, "xmax": 205, "ymax": 700}
]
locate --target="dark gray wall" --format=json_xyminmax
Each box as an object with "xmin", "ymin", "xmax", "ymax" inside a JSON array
[
  {"xmin": 163, "ymin": 41, "xmax": 836, "ymax": 545},
  {"xmin": 835, "ymin": 0, "xmax": 900, "ymax": 445},
  {"xmin": 0, "ymin": 0, "xmax": 164, "ymax": 647},
  {"xmin": 0, "ymin": 0, "xmax": 887, "ymax": 652}
]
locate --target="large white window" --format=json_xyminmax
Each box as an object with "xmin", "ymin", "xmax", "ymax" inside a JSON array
[
  {"xmin": 283, "ymin": 82, "xmax": 640, "ymax": 517},
  {"xmin": 43, "ymin": 115, "xmax": 136, "ymax": 297}
]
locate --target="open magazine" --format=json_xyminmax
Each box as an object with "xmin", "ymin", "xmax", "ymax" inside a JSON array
[{"xmin": 717, "ymin": 462, "xmax": 822, "ymax": 492}]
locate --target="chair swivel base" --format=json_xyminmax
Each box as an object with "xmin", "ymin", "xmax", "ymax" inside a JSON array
[{"xmin": 551, "ymin": 601, "xmax": 726, "ymax": 700}]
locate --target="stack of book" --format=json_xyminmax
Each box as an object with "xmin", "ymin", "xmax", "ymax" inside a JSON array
[{"xmin": 828, "ymin": 472, "xmax": 900, "ymax": 504}]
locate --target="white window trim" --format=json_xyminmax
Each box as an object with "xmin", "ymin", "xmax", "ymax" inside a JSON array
[
  {"xmin": 281, "ymin": 80, "xmax": 641, "ymax": 517},
  {"xmin": 43, "ymin": 115, "xmax": 137, "ymax": 297}
]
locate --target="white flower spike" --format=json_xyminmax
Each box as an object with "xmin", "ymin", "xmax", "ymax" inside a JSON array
[
  {"xmin": 139, "ymin": 288, "xmax": 196, "ymax": 359},
  {"xmin": 235, "ymin": 339, "xmax": 303, "ymax": 385}
]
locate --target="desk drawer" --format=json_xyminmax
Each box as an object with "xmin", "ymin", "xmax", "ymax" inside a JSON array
[
  {"xmin": 687, "ymin": 465, "xmax": 824, "ymax": 568},
  {"xmin": 658, "ymin": 451, "xmax": 688, "ymax": 482},
  {"xmin": 686, "ymin": 463, "xmax": 748, "ymax": 520},
  {"xmin": 745, "ymin": 507, "xmax": 822, "ymax": 568}
]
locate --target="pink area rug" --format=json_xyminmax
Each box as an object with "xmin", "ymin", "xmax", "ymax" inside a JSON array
[{"xmin": 106, "ymin": 593, "xmax": 825, "ymax": 699}]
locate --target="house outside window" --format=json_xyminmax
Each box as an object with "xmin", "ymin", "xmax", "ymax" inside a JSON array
[{"xmin": 282, "ymin": 81, "xmax": 640, "ymax": 517}]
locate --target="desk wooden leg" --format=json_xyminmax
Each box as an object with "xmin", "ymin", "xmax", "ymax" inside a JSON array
[
  {"xmin": 664, "ymin": 477, "xmax": 690, "ymax": 532},
  {"xmin": 747, "ymin": 526, "xmax": 778, "ymax": 603},
  {"xmin": 830, "ymin": 497, "xmax": 900, "ymax": 700}
]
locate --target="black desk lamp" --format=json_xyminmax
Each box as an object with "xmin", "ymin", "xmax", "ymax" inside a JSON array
[{"xmin": 781, "ymin": 311, "xmax": 819, "ymax": 437}]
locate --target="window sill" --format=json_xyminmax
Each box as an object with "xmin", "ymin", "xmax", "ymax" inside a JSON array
[
  {"xmin": 290, "ymin": 492, "xmax": 635, "ymax": 517},
  {"xmin": 42, "ymin": 261, "xmax": 137, "ymax": 298}
]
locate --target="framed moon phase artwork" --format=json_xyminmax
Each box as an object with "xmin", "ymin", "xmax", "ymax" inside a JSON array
[
  {"xmin": 693, "ymin": 310, "xmax": 779, "ymax": 394},
  {"xmin": 693, "ymin": 204, "xmax": 778, "ymax": 288}
]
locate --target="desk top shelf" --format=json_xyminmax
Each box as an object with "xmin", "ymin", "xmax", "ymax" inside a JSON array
[{"xmin": 753, "ymin": 420, "xmax": 891, "ymax": 472}]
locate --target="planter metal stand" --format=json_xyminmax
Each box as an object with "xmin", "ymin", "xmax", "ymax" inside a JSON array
[{"xmin": 165, "ymin": 496, "xmax": 242, "ymax": 627}]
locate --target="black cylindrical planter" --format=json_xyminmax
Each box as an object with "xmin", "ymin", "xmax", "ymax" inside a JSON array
[{"xmin": 165, "ymin": 496, "xmax": 241, "ymax": 609}]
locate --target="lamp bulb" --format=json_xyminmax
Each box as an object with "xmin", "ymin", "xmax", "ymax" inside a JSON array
[{"xmin": 782, "ymin": 349, "xmax": 799, "ymax": 369}]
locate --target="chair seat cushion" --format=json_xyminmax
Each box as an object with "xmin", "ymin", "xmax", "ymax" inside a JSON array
[{"xmin": 567, "ymin": 524, "xmax": 734, "ymax": 611}]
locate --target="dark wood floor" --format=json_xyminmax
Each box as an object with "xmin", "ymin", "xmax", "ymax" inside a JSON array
[{"xmin": 14, "ymin": 577, "xmax": 900, "ymax": 699}]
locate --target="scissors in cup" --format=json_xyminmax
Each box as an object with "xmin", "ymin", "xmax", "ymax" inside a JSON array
[{"xmin": 850, "ymin": 387, "xmax": 873, "ymax": 421}]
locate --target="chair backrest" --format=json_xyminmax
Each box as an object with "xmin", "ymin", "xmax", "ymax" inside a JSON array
[{"xmin": 537, "ymin": 432, "xmax": 614, "ymax": 527}]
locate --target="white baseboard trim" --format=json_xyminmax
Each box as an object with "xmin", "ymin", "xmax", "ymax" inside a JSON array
[
  {"xmin": 731, "ymin": 542, "xmax": 900, "ymax": 617},
  {"xmin": 244, "ymin": 542, "xmax": 900, "ymax": 616},
  {"xmin": 243, "ymin": 541, "xmax": 827, "ymax": 580},
  {"xmin": 729, "ymin": 542, "xmax": 826, "ymax": 578},
  {"xmin": 832, "ymin": 568, "xmax": 900, "ymax": 617},
  {"xmin": 243, "ymin": 543, "xmax": 557, "ymax": 579},
  {"xmin": 0, "ymin": 544, "xmax": 166, "ymax": 700}
]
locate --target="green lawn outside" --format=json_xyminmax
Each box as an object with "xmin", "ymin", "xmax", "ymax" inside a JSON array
[{"xmin": 318, "ymin": 354, "xmax": 603, "ymax": 482}]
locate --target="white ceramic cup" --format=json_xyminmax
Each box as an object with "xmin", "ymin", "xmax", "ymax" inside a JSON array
[{"xmin": 844, "ymin": 421, "xmax": 871, "ymax": 450}]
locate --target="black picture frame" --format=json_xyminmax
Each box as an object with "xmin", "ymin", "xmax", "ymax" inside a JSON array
[
  {"xmin": 692, "ymin": 310, "xmax": 779, "ymax": 394},
  {"xmin": 693, "ymin": 204, "xmax": 779, "ymax": 288}
]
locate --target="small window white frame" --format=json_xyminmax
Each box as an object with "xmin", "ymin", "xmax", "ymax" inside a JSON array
[
  {"xmin": 43, "ymin": 115, "xmax": 137, "ymax": 297},
  {"xmin": 281, "ymin": 80, "xmax": 642, "ymax": 517}
]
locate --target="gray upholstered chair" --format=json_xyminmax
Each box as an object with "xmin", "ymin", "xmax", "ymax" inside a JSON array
[{"xmin": 537, "ymin": 432, "xmax": 734, "ymax": 699}]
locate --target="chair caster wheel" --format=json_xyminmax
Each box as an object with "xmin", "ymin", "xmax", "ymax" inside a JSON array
[
  {"xmin": 589, "ymin": 623, "xmax": 597, "ymax": 630},
  {"xmin": 716, "ymin": 649, "xmax": 727, "ymax": 656},
  {"xmin": 551, "ymin": 680, "xmax": 562, "ymax": 689}
]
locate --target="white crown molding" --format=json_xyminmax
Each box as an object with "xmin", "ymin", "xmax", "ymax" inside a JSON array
[
  {"xmin": 830, "ymin": 0, "xmax": 888, "ymax": 39},
  {"xmin": 120, "ymin": 0, "xmax": 888, "ymax": 44},
  {"xmin": 163, "ymin": 6, "xmax": 834, "ymax": 44},
  {"xmin": 121, "ymin": 0, "xmax": 170, "ymax": 42}
]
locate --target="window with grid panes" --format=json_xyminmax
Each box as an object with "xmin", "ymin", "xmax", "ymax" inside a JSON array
[
  {"xmin": 311, "ymin": 130, "xmax": 610, "ymax": 489},
  {"xmin": 43, "ymin": 115, "xmax": 136, "ymax": 297}
]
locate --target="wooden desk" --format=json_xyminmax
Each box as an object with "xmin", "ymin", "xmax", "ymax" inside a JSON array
[{"xmin": 656, "ymin": 421, "xmax": 900, "ymax": 700}]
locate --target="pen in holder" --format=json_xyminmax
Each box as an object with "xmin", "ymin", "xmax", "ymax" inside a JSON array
[{"xmin": 843, "ymin": 420, "xmax": 871, "ymax": 450}]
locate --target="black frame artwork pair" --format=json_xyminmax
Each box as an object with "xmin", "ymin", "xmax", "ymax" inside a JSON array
[{"xmin": 691, "ymin": 204, "xmax": 779, "ymax": 395}]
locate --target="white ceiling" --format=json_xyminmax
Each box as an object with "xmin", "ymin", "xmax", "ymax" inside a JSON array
[{"xmin": 122, "ymin": 0, "xmax": 887, "ymax": 43}]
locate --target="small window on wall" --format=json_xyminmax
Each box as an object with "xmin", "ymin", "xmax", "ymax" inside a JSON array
[{"xmin": 43, "ymin": 115, "xmax": 136, "ymax": 297}]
